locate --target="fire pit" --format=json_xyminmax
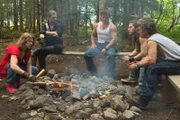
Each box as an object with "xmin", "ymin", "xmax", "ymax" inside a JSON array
[{"xmin": 13, "ymin": 69, "xmax": 143, "ymax": 120}]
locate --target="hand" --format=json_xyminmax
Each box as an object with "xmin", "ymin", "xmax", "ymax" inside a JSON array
[
  {"xmin": 122, "ymin": 55, "xmax": 130, "ymax": 62},
  {"xmin": 28, "ymin": 75, "xmax": 37, "ymax": 82},
  {"xmin": 128, "ymin": 63, "xmax": 136, "ymax": 71},
  {"xmin": 101, "ymin": 48, "xmax": 107, "ymax": 54},
  {"xmin": 23, "ymin": 72, "xmax": 37, "ymax": 82},
  {"xmin": 91, "ymin": 44, "xmax": 96, "ymax": 49}
]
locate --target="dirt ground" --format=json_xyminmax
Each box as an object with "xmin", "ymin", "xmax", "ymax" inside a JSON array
[{"xmin": 0, "ymin": 39, "xmax": 180, "ymax": 120}]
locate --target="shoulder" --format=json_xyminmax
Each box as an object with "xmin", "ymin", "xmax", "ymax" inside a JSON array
[
  {"xmin": 6, "ymin": 44, "xmax": 19, "ymax": 50},
  {"xmin": 6, "ymin": 45, "xmax": 21, "ymax": 56},
  {"xmin": 139, "ymin": 37, "xmax": 147, "ymax": 42},
  {"xmin": 110, "ymin": 23, "xmax": 117, "ymax": 30},
  {"xmin": 94, "ymin": 23, "xmax": 98, "ymax": 28},
  {"xmin": 55, "ymin": 22, "xmax": 63, "ymax": 27},
  {"xmin": 110, "ymin": 23, "xmax": 117, "ymax": 31}
]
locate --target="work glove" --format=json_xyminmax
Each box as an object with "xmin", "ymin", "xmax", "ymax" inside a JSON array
[{"xmin": 23, "ymin": 72, "xmax": 37, "ymax": 82}]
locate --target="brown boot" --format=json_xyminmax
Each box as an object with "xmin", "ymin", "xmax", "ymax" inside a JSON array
[{"xmin": 125, "ymin": 92, "xmax": 147, "ymax": 110}]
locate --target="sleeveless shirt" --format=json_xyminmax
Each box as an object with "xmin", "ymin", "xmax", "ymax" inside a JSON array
[
  {"xmin": 148, "ymin": 33, "xmax": 180, "ymax": 61},
  {"xmin": 96, "ymin": 22, "xmax": 112, "ymax": 43}
]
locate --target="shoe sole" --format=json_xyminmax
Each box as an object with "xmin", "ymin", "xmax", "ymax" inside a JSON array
[
  {"xmin": 125, "ymin": 93, "xmax": 146, "ymax": 110},
  {"xmin": 121, "ymin": 79, "xmax": 137, "ymax": 83}
]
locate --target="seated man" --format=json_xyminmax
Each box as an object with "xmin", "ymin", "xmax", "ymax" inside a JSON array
[
  {"xmin": 32, "ymin": 10, "xmax": 64, "ymax": 70},
  {"xmin": 121, "ymin": 20, "xmax": 147, "ymax": 84},
  {"xmin": 126, "ymin": 17, "xmax": 180, "ymax": 109},
  {"xmin": 84, "ymin": 10, "xmax": 117, "ymax": 79}
]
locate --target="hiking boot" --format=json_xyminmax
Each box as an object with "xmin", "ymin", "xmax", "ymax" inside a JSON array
[
  {"xmin": 6, "ymin": 83, "xmax": 17, "ymax": 93},
  {"xmin": 125, "ymin": 93, "xmax": 147, "ymax": 110},
  {"xmin": 121, "ymin": 78, "xmax": 137, "ymax": 83}
]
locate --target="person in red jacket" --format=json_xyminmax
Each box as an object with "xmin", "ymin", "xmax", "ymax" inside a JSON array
[{"xmin": 0, "ymin": 32, "xmax": 38, "ymax": 93}]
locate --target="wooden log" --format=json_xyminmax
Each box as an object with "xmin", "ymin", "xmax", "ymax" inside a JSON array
[
  {"xmin": 36, "ymin": 69, "xmax": 46, "ymax": 79},
  {"xmin": 61, "ymin": 51, "xmax": 131, "ymax": 56}
]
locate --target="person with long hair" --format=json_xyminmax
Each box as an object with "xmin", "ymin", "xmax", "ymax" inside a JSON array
[
  {"xmin": 0, "ymin": 32, "xmax": 38, "ymax": 93},
  {"xmin": 125, "ymin": 17, "xmax": 180, "ymax": 109}
]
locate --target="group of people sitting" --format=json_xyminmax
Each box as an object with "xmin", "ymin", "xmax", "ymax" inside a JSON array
[{"xmin": 1, "ymin": 9, "xmax": 180, "ymax": 110}]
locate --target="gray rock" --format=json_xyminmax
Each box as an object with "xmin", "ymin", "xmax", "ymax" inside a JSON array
[
  {"xmin": 103, "ymin": 108, "xmax": 118, "ymax": 120},
  {"xmin": 30, "ymin": 96, "xmax": 52, "ymax": 108},
  {"xmin": 75, "ymin": 110, "xmax": 90, "ymax": 119},
  {"xmin": 29, "ymin": 110, "xmax": 38, "ymax": 116},
  {"xmin": 19, "ymin": 113, "xmax": 30, "ymax": 119},
  {"xmin": 47, "ymin": 69, "xmax": 56, "ymax": 78},
  {"xmin": 90, "ymin": 114, "xmax": 104, "ymax": 120},
  {"xmin": 42, "ymin": 104, "xmax": 57, "ymax": 113},
  {"xmin": 65, "ymin": 102, "xmax": 83, "ymax": 115},
  {"xmin": 130, "ymin": 106, "xmax": 142, "ymax": 113},
  {"xmin": 123, "ymin": 110, "xmax": 135, "ymax": 119}
]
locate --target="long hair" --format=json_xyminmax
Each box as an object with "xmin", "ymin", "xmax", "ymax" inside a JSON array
[
  {"xmin": 16, "ymin": 32, "xmax": 35, "ymax": 50},
  {"xmin": 137, "ymin": 17, "xmax": 158, "ymax": 36},
  {"xmin": 129, "ymin": 20, "xmax": 140, "ymax": 51}
]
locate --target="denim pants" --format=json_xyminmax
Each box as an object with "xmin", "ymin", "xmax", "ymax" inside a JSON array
[
  {"xmin": 128, "ymin": 70, "xmax": 138, "ymax": 80},
  {"xmin": 6, "ymin": 64, "xmax": 38, "ymax": 84},
  {"xmin": 84, "ymin": 42, "xmax": 116, "ymax": 78},
  {"xmin": 140, "ymin": 60, "xmax": 180, "ymax": 106}
]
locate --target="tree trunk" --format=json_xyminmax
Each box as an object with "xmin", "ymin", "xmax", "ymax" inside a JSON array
[
  {"xmin": 19, "ymin": 0, "xmax": 23, "ymax": 31},
  {"xmin": 13, "ymin": 0, "xmax": 18, "ymax": 30},
  {"xmin": 37, "ymin": 0, "xmax": 40, "ymax": 33},
  {"xmin": 99, "ymin": 0, "xmax": 107, "ymax": 12},
  {"xmin": 41, "ymin": 0, "xmax": 45, "ymax": 23},
  {"xmin": 96, "ymin": 0, "xmax": 100, "ymax": 22},
  {"xmin": 33, "ymin": 0, "xmax": 36, "ymax": 32}
]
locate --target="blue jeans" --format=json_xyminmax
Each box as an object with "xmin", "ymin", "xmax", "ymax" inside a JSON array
[
  {"xmin": 128, "ymin": 70, "xmax": 138, "ymax": 80},
  {"xmin": 6, "ymin": 64, "xmax": 38, "ymax": 84},
  {"xmin": 84, "ymin": 42, "xmax": 116, "ymax": 78},
  {"xmin": 138, "ymin": 67, "xmax": 145, "ymax": 86},
  {"xmin": 140, "ymin": 60, "xmax": 180, "ymax": 106}
]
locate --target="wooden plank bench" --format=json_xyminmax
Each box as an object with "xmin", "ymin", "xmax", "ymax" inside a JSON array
[
  {"xmin": 61, "ymin": 51, "xmax": 131, "ymax": 56},
  {"xmin": 162, "ymin": 75, "xmax": 180, "ymax": 103},
  {"xmin": 168, "ymin": 75, "xmax": 180, "ymax": 93}
]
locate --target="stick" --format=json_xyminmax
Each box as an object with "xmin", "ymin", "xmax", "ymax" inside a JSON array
[{"xmin": 36, "ymin": 69, "xmax": 46, "ymax": 79}]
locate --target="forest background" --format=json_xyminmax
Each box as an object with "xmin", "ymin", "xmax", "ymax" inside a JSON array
[{"xmin": 0, "ymin": 0, "xmax": 180, "ymax": 51}]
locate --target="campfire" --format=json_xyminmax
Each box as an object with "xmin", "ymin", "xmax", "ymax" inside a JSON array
[
  {"xmin": 8, "ymin": 69, "xmax": 143, "ymax": 120},
  {"xmin": 31, "ymin": 69, "xmax": 101, "ymax": 101}
]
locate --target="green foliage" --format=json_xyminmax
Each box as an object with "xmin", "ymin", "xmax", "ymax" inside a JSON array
[
  {"xmin": 154, "ymin": 0, "xmax": 180, "ymax": 43},
  {"xmin": 116, "ymin": 40, "xmax": 134, "ymax": 52}
]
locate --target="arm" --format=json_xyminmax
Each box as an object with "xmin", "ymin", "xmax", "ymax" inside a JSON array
[
  {"xmin": 128, "ymin": 40, "xmax": 157, "ymax": 70},
  {"xmin": 105, "ymin": 24, "xmax": 117, "ymax": 49},
  {"xmin": 122, "ymin": 41, "xmax": 140, "ymax": 61},
  {"xmin": 133, "ymin": 37, "xmax": 147, "ymax": 60},
  {"xmin": 102, "ymin": 24, "xmax": 117, "ymax": 53},
  {"xmin": 26, "ymin": 57, "xmax": 32, "ymax": 74},
  {"xmin": 46, "ymin": 23, "xmax": 63, "ymax": 37},
  {"xmin": 10, "ymin": 55, "xmax": 26, "ymax": 75},
  {"xmin": 91, "ymin": 23, "xmax": 98, "ymax": 49}
]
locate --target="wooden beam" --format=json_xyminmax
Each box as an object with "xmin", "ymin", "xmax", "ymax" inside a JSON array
[
  {"xmin": 168, "ymin": 75, "xmax": 180, "ymax": 93},
  {"xmin": 61, "ymin": 51, "xmax": 131, "ymax": 56}
]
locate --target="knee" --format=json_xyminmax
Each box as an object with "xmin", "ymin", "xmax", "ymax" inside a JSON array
[
  {"xmin": 147, "ymin": 65, "xmax": 158, "ymax": 75},
  {"xmin": 32, "ymin": 48, "xmax": 41, "ymax": 56},
  {"xmin": 32, "ymin": 66, "xmax": 39, "ymax": 75}
]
